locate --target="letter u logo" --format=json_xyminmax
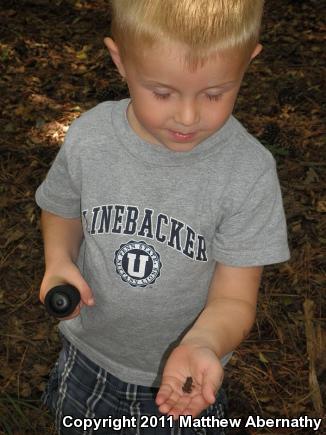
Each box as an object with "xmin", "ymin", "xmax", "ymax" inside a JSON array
[{"xmin": 127, "ymin": 253, "xmax": 149, "ymax": 278}]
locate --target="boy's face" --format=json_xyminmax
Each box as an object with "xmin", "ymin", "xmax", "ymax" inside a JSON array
[{"xmin": 105, "ymin": 38, "xmax": 262, "ymax": 152}]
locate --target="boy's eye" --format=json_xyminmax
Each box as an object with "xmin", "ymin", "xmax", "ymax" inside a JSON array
[
  {"xmin": 153, "ymin": 92, "xmax": 170, "ymax": 100},
  {"xmin": 207, "ymin": 94, "xmax": 222, "ymax": 101},
  {"xmin": 152, "ymin": 92, "xmax": 222, "ymax": 101}
]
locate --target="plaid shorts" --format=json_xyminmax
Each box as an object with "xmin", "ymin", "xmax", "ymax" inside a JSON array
[{"xmin": 41, "ymin": 332, "xmax": 229, "ymax": 435}]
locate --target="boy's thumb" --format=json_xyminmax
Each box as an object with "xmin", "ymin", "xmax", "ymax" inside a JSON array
[{"xmin": 70, "ymin": 272, "xmax": 95, "ymax": 306}]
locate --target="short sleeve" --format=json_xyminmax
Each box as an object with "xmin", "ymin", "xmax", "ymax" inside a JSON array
[
  {"xmin": 35, "ymin": 126, "xmax": 81, "ymax": 218},
  {"xmin": 212, "ymin": 161, "xmax": 290, "ymax": 266}
]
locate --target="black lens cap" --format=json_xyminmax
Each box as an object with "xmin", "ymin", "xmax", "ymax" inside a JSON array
[{"xmin": 44, "ymin": 284, "xmax": 81, "ymax": 318}]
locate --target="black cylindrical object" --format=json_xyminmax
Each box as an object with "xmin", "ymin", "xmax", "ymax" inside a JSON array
[{"xmin": 44, "ymin": 284, "xmax": 81, "ymax": 318}]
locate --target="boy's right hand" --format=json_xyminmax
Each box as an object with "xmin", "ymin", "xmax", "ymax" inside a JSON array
[{"xmin": 39, "ymin": 260, "xmax": 95, "ymax": 320}]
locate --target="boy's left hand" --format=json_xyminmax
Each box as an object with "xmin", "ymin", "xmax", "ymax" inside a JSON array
[{"xmin": 155, "ymin": 342, "xmax": 224, "ymax": 420}]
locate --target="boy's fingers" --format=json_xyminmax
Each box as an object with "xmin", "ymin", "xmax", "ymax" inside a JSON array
[
  {"xmin": 69, "ymin": 270, "xmax": 95, "ymax": 306},
  {"xmin": 156, "ymin": 384, "xmax": 173, "ymax": 405},
  {"xmin": 79, "ymin": 285, "xmax": 95, "ymax": 306},
  {"xmin": 202, "ymin": 373, "xmax": 220, "ymax": 404}
]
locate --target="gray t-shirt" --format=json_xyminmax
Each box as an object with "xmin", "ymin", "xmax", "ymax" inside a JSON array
[{"xmin": 35, "ymin": 98, "xmax": 290, "ymax": 387}]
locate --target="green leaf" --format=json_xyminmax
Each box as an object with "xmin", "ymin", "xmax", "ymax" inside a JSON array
[{"xmin": 258, "ymin": 352, "xmax": 269, "ymax": 363}]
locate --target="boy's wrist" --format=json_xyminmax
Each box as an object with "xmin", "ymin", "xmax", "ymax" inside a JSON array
[
  {"xmin": 180, "ymin": 330, "xmax": 223, "ymax": 358},
  {"xmin": 44, "ymin": 254, "xmax": 76, "ymax": 273},
  {"xmin": 179, "ymin": 297, "xmax": 257, "ymax": 359}
]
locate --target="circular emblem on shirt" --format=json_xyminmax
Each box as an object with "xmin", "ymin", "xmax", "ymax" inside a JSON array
[{"xmin": 114, "ymin": 240, "xmax": 162, "ymax": 287}]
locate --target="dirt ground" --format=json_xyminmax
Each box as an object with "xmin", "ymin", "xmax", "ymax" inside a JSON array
[{"xmin": 0, "ymin": 0, "xmax": 325, "ymax": 433}]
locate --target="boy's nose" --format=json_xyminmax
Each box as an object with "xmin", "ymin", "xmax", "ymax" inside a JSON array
[{"xmin": 174, "ymin": 99, "xmax": 200, "ymax": 128}]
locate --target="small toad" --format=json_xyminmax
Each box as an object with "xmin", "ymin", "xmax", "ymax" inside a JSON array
[{"xmin": 182, "ymin": 376, "xmax": 193, "ymax": 394}]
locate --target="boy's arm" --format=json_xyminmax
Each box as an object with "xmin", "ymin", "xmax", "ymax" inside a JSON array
[
  {"xmin": 180, "ymin": 262, "xmax": 263, "ymax": 358},
  {"xmin": 156, "ymin": 262, "xmax": 263, "ymax": 418},
  {"xmin": 39, "ymin": 210, "xmax": 94, "ymax": 310},
  {"xmin": 41, "ymin": 210, "xmax": 84, "ymax": 267}
]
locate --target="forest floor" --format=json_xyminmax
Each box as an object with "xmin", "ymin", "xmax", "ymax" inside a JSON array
[{"xmin": 0, "ymin": 0, "xmax": 325, "ymax": 433}]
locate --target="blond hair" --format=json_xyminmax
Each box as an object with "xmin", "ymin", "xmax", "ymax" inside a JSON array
[{"xmin": 109, "ymin": 0, "xmax": 264, "ymax": 71}]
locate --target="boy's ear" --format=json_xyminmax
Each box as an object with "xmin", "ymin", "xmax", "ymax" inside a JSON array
[
  {"xmin": 104, "ymin": 37, "xmax": 127, "ymax": 78},
  {"xmin": 250, "ymin": 43, "xmax": 263, "ymax": 61}
]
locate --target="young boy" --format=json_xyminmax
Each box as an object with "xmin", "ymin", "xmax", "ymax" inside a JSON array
[{"xmin": 36, "ymin": 1, "xmax": 290, "ymax": 434}]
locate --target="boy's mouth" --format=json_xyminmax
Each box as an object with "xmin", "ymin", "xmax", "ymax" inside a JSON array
[{"xmin": 168, "ymin": 130, "xmax": 196, "ymax": 141}]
